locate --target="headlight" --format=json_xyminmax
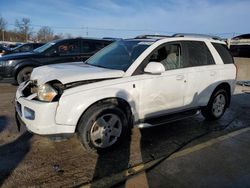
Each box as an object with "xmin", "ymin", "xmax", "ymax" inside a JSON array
[
  {"xmin": 0, "ymin": 61, "xmax": 7, "ymax": 67},
  {"xmin": 37, "ymin": 84, "xmax": 58, "ymax": 102}
]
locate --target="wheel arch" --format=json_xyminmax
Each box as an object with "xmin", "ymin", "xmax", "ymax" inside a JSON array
[
  {"xmin": 13, "ymin": 61, "xmax": 40, "ymax": 80},
  {"xmin": 75, "ymin": 97, "xmax": 134, "ymax": 131},
  {"xmin": 211, "ymin": 82, "xmax": 231, "ymax": 107}
]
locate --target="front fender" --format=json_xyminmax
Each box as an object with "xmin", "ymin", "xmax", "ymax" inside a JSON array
[{"xmin": 55, "ymin": 87, "xmax": 139, "ymax": 127}]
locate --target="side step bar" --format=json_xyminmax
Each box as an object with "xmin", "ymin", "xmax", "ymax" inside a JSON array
[{"xmin": 136, "ymin": 109, "xmax": 200, "ymax": 129}]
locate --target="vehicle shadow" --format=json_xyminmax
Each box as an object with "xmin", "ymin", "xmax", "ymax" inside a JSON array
[
  {"xmin": 90, "ymin": 90, "xmax": 134, "ymax": 188},
  {"xmin": 91, "ymin": 129, "xmax": 132, "ymax": 187},
  {"xmin": 137, "ymin": 92, "xmax": 250, "ymax": 187},
  {"xmin": 0, "ymin": 116, "xmax": 7, "ymax": 133},
  {"xmin": 0, "ymin": 131, "xmax": 33, "ymax": 186}
]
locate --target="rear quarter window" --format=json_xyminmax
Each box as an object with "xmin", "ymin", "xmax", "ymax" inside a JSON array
[{"xmin": 212, "ymin": 43, "xmax": 234, "ymax": 64}]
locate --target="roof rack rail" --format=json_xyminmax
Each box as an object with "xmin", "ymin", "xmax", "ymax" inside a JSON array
[
  {"xmin": 135, "ymin": 34, "xmax": 171, "ymax": 39},
  {"xmin": 102, "ymin": 37, "xmax": 122, "ymax": 40},
  {"xmin": 172, "ymin": 33, "xmax": 222, "ymax": 40}
]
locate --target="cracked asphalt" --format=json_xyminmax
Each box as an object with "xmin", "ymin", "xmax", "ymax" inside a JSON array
[{"xmin": 0, "ymin": 84, "xmax": 249, "ymax": 188}]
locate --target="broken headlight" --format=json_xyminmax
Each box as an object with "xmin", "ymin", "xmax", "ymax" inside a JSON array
[{"xmin": 37, "ymin": 83, "xmax": 58, "ymax": 102}]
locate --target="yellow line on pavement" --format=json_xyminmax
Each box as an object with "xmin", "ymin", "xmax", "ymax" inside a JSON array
[
  {"xmin": 167, "ymin": 127, "xmax": 250, "ymax": 160},
  {"xmin": 80, "ymin": 127, "xmax": 250, "ymax": 188}
]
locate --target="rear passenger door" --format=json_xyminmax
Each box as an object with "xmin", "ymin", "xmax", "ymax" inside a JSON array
[{"xmin": 182, "ymin": 41, "xmax": 218, "ymax": 108}]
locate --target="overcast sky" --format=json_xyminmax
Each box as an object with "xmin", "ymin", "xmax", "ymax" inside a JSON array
[{"xmin": 0, "ymin": 0, "xmax": 250, "ymax": 38}]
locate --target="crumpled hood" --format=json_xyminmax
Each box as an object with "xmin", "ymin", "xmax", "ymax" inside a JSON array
[{"xmin": 31, "ymin": 62, "xmax": 125, "ymax": 85}]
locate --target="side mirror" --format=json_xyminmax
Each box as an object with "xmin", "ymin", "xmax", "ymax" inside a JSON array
[{"xmin": 144, "ymin": 62, "xmax": 165, "ymax": 74}]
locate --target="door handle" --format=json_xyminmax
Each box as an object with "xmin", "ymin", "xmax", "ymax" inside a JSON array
[
  {"xmin": 176, "ymin": 75, "xmax": 184, "ymax": 80},
  {"xmin": 210, "ymin": 71, "xmax": 216, "ymax": 76}
]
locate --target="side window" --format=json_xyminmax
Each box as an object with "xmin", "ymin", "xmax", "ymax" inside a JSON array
[
  {"xmin": 57, "ymin": 40, "xmax": 80, "ymax": 55},
  {"xmin": 213, "ymin": 43, "xmax": 234, "ymax": 64},
  {"xmin": 148, "ymin": 43, "xmax": 183, "ymax": 71},
  {"xmin": 92, "ymin": 41, "xmax": 112, "ymax": 52},
  {"xmin": 81, "ymin": 41, "xmax": 93, "ymax": 53},
  {"xmin": 104, "ymin": 41, "xmax": 112, "ymax": 47},
  {"xmin": 184, "ymin": 41, "xmax": 215, "ymax": 67},
  {"xmin": 94, "ymin": 42, "xmax": 105, "ymax": 51}
]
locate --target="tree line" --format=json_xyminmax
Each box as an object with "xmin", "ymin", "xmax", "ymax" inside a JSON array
[{"xmin": 0, "ymin": 16, "xmax": 72, "ymax": 43}]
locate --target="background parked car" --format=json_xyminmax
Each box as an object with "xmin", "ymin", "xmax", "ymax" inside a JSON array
[
  {"xmin": 0, "ymin": 45, "xmax": 11, "ymax": 57},
  {"xmin": 0, "ymin": 37, "xmax": 114, "ymax": 84},
  {"xmin": 229, "ymin": 33, "xmax": 250, "ymax": 58},
  {"xmin": 2, "ymin": 43, "xmax": 45, "ymax": 56},
  {"xmin": 230, "ymin": 45, "xmax": 250, "ymax": 58},
  {"xmin": 7, "ymin": 43, "xmax": 23, "ymax": 49}
]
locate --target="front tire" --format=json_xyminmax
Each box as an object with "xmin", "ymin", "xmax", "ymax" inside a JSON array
[
  {"xmin": 77, "ymin": 103, "xmax": 129, "ymax": 152},
  {"xmin": 201, "ymin": 89, "xmax": 229, "ymax": 120},
  {"xmin": 16, "ymin": 67, "xmax": 34, "ymax": 85}
]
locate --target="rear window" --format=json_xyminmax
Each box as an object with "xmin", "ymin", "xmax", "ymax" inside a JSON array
[
  {"xmin": 184, "ymin": 41, "xmax": 215, "ymax": 67},
  {"xmin": 212, "ymin": 43, "xmax": 234, "ymax": 64}
]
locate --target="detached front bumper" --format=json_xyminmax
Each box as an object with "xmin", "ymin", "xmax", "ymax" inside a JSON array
[{"xmin": 15, "ymin": 82, "xmax": 75, "ymax": 135}]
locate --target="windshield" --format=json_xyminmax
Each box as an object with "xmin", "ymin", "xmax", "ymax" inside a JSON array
[
  {"xmin": 33, "ymin": 42, "xmax": 55, "ymax": 53},
  {"xmin": 86, "ymin": 40, "xmax": 152, "ymax": 71}
]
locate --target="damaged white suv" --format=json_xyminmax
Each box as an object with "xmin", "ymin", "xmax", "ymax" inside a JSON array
[{"xmin": 15, "ymin": 34, "xmax": 236, "ymax": 151}]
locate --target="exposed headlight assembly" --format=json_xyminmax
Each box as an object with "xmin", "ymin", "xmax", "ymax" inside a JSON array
[{"xmin": 37, "ymin": 84, "xmax": 58, "ymax": 102}]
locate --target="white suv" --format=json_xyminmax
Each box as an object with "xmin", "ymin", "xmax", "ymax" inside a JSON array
[{"xmin": 15, "ymin": 34, "xmax": 236, "ymax": 151}]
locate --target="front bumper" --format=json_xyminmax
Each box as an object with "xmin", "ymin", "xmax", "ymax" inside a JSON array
[{"xmin": 15, "ymin": 82, "xmax": 75, "ymax": 135}]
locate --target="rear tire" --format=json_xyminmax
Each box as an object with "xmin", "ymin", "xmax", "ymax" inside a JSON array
[
  {"xmin": 201, "ymin": 89, "xmax": 229, "ymax": 120},
  {"xmin": 77, "ymin": 103, "xmax": 129, "ymax": 152},
  {"xmin": 16, "ymin": 67, "xmax": 34, "ymax": 85}
]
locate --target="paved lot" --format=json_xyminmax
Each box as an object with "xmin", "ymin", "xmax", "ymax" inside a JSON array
[
  {"xmin": 0, "ymin": 84, "xmax": 250, "ymax": 187},
  {"xmin": 122, "ymin": 127, "xmax": 250, "ymax": 188}
]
